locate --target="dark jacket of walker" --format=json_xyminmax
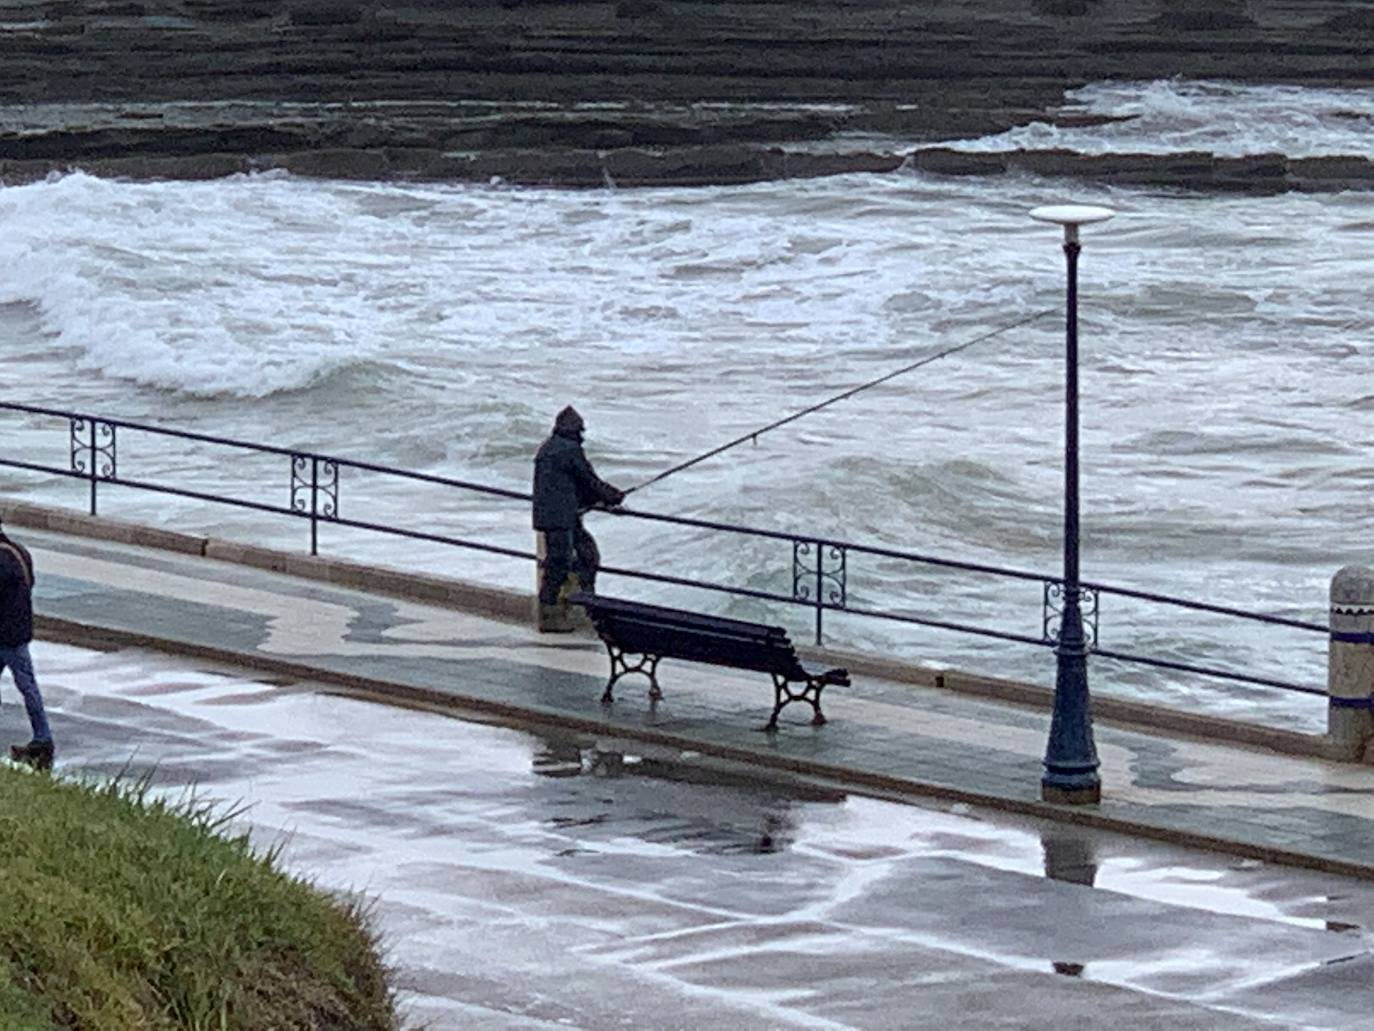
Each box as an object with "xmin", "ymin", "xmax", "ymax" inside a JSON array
[
  {"xmin": 0, "ymin": 532, "xmax": 35, "ymax": 649},
  {"xmin": 532, "ymin": 428, "xmax": 621, "ymax": 530}
]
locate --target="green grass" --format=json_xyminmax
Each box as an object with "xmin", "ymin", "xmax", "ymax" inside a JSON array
[{"xmin": 0, "ymin": 763, "xmax": 400, "ymax": 1030}]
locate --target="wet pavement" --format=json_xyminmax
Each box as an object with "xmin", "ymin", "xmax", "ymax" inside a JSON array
[
  {"xmin": 13, "ymin": 641, "xmax": 1374, "ymax": 1030},
  {"xmin": 16, "ymin": 526, "xmax": 1374, "ymax": 886}
]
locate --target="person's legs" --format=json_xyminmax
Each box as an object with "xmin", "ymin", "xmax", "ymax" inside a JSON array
[
  {"xmin": 572, "ymin": 523, "xmax": 601, "ymax": 595},
  {"xmin": 2, "ymin": 644, "xmax": 52, "ymax": 745},
  {"xmin": 1, "ymin": 644, "xmax": 53, "ymax": 770},
  {"xmin": 540, "ymin": 529, "xmax": 575, "ymax": 605}
]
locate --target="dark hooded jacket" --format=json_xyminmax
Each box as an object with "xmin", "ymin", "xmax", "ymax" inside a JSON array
[
  {"xmin": 532, "ymin": 411, "xmax": 622, "ymax": 530},
  {"xmin": 0, "ymin": 531, "xmax": 35, "ymax": 648}
]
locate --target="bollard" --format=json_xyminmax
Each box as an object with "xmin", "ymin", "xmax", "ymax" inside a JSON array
[
  {"xmin": 1328, "ymin": 565, "xmax": 1374, "ymax": 760},
  {"xmin": 533, "ymin": 531, "xmax": 585, "ymax": 633}
]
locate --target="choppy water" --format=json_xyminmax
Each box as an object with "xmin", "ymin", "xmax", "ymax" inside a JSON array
[{"xmin": 2, "ymin": 79, "xmax": 1373, "ymax": 730}]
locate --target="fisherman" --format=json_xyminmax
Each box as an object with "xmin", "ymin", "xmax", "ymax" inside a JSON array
[
  {"xmin": 532, "ymin": 406, "xmax": 625, "ymax": 631},
  {"xmin": 0, "ymin": 520, "xmax": 55, "ymax": 770}
]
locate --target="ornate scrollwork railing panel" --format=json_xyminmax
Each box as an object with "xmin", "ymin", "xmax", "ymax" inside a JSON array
[
  {"xmin": 793, "ymin": 539, "xmax": 848, "ymax": 644},
  {"xmin": 69, "ymin": 417, "xmax": 117, "ymax": 514},
  {"xmin": 290, "ymin": 453, "xmax": 339, "ymax": 555},
  {"xmin": 317, "ymin": 458, "xmax": 339, "ymax": 521},
  {"xmin": 290, "ymin": 453, "xmax": 313, "ymax": 517}
]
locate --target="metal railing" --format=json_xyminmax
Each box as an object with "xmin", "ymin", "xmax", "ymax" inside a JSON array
[{"xmin": 0, "ymin": 401, "xmax": 1330, "ymax": 701}]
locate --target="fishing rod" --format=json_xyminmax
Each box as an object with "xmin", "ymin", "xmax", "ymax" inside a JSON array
[{"xmin": 624, "ymin": 307, "xmax": 1057, "ymax": 496}]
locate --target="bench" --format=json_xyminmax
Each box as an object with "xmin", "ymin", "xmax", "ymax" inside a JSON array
[{"xmin": 568, "ymin": 592, "xmax": 850, "ymax": 731}]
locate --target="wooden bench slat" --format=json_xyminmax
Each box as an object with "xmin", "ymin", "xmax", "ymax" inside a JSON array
[{"xmin": 570, "ymin": 592, "xmax": 789, "ymax": 638}]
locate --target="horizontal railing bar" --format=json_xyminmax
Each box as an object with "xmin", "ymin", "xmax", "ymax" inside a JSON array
[
  {"xmin": 330, "ymin": 456, "xmax": 530, "ymax": 502},
  {"xmin": 79, "ymin": 475, "xmax": 303, "ymax": 519},
  {"xmin": 0, "ymin": 458, "xmax": 90, "ymax": 480},
  {"xmin": 0, "ymin": 401, "xmax": 305, "ymax": 459},
  {"xmin": 0, "ymin": 461, "xmax": 538, "ymax": 562},
  {"xmin": 1092, "ymin": 647, "xmax": 1325, "ymax": 697},
  {"xmin": 600, "ymin": 565, "xmax": 808, "ymax": 609},
  {"xmin": 325, "ymin": 515, "xmax": 536, "ymax": 561},
  {"xmin": 614, "ymin": 507, "xmax": 1054, "ymax": 585},
  {"xmin": 0, "ymin": 402, "xmax": 1331, "ymax": 645},
  {"xmin": 613, "ymin": 506, "xmax": 1328, "ymax": 633},
  {"xmin": 601, "ymin": 566, "xmax": 1052, "ymax": 648},
  {"xmin": 1, "ymin": 401, "xmax": 536, "ymax": 504},
  {"xmin": 834, "ymin": 602, "xmax": 1052, "ymax": 648},
  {"xmin": 0, "ymin": 460, "xmax": 303, "ymax": 519},
  {"xmin": 1082, "ymin": 580, "xmax": 1326, "ymax": 634}
]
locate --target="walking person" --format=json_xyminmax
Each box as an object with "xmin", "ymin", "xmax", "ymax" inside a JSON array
[
  {"xmin": 0, "ymin": 521, "xmax": 55, "ymax": 770},
  {"xmin": 532, "ymin": 406, "xmax": 625, "ymax": 631}
]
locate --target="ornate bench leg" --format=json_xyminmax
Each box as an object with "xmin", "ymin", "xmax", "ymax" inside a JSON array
[
  {"xmin": 601, "ymin": 644, "xmax": 663, "ymax": 704},
  {"xmin": 807, "ymin": 677, "xmax": 827, "ymax": 726},
  {"xmin": 766, "ymin": 673, "xmax": 787, "ymax": 732},
  {"xmin": 765, "ymin": 674, "xmax": 826, "ymax": 730},
  {"xmin": 602, "ymin": 642, "xmax": 625, "ymax": 703},
  {"xmin": 646, "ymin": 656, "xmax": 663, "ymax": 701}
]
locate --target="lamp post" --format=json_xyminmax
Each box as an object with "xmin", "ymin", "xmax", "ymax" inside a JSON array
[{"xmin": 1029, "ymin": 203, "xmax": 1114, "ymax": 805}]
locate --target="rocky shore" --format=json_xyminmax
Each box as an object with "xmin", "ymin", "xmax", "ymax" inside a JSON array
[{"xmin": 1, "ymin": 0, "xmax": 1372, "ymax": 190}]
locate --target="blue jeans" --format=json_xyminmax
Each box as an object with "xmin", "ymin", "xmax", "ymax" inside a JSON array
[{"xmin": 0, "ymin": 643, "xmax": 52, "ymax": 744}]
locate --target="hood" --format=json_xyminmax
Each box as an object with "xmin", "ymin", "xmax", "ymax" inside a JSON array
[{"xmin": 553, "ymin": 405, "xmax": 585, "ymax": 440}]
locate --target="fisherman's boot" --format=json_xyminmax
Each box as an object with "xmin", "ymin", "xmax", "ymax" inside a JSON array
[
  {"xmin": 538, "ymin": 603, "xmax": 575, "ymax": 633},
  {"xmin": 10, "ymin": 740, "xmax": 54, "ymax": 772},
  {"xmin": 538, "ymin": 568, "xmax": 587, "ymax": 632}
]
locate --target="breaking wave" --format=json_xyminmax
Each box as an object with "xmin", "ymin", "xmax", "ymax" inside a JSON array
[{"xmin": 941, "ymin": 79, "xmax": 1374, "ymax": 159}]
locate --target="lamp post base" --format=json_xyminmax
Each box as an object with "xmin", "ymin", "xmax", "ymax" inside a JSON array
[{"xmin": 1041, "ymin": 781, "xmax": 1102, "ymax": 806}]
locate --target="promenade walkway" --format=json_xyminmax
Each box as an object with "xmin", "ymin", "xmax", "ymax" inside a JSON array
[{"xmin": 16, "ymin": 523, "xmax": 1374, "ymax": 879}]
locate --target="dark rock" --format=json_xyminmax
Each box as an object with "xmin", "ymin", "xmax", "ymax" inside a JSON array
[
  {"xmin": 0, "ymin": 0, "xmax": 1370, "ymax": 192},
  {"xmin": 1154, "ymin": 1, "xmax": 1254, "ymax": 31},
  {"xmin": 1324, "ymin": 9, "xmax": 1374, "ymax": 32},
  {"xmin": 1031, "ymin": 0, "xmax": 1096, "ymax": 15},
  {"xmin": 184, "ymin": 2, "xmax": 276, "ymax": 22},
  {"xmin": 1050, "ymin": 114, "xmax": 1137, "ymax": 130},
  {"xmin": 286, "ymin": 3, "xmax": 363, "ymax": 26},
  {"xmin": 276, "ymin": 147, "xmax": 390, "ymax": 179},
  {"xmin": 906, "ymin": 150, "xmax": 1011, "ymax": 177},
  {"xmin": 1290, "ymin": 156, "xmax": 1374, "ymax": 180},
  {"xmin": 614, "ymin": 0, "xmax": 661, "ymax": 18}
]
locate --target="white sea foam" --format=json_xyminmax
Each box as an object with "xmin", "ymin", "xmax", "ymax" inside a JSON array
[
  {"xmin": 0, "ymin": 171, "xmax": 392, "ymax": 397},
  {"xmin": 942, "ymin": 79, "xmax": 1374, "ymax": 158},
  {"xmin": 1, "ymin": 82, "xmax": 1371, "ymax": 726},
  {"xmin": 0, "ymin": 169, "xmax": 1029, "ymax": 399}
]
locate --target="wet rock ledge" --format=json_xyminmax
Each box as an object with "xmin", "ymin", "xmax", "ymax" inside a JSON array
[{"xmin": 0, "ymin": 0, "xmax": 1372, "ymax": 190}]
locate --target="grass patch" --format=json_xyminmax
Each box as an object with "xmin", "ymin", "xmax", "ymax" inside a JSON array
[{"xmin": 0, "ymin": 763, "xmax": 399, "ymax": 1030}]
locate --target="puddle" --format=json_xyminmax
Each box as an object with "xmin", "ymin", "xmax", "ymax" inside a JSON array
[{"xmin": 21, "ymin": 640, "xmax": 1374, "ymax": 1029}]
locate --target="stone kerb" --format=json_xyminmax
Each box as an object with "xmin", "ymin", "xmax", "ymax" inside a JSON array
[
  {"xmin": 1329, "ymin": 564, "xmax": 1374, "ymax": 760},
  {"xmin": 0, "ymin": 499, "xmax": 207, "ymax": 555}
]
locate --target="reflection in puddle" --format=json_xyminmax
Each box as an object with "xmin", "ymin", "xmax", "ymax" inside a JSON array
[
  {"xmin": 529, "ymin": 736, "xmax": 835, "ymax": 855},
  {"xmin": 1042, "ymin": 834, "xmax": 1098, "ymax": 887}
]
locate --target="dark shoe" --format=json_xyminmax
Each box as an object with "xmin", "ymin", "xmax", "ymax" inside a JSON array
[{"xmin": 10, "ymin": 740, "xmax": 54, "ymax": 771}]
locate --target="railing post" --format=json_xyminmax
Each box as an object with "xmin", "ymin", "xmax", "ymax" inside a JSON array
[
  {"xmin": 290, "ymin": 452, "xmax": 337, "ymax": 557},
  {"xmin": 1329, "ymin": 565, "xmax": 1374, "ymax": 760},
  {"xmin": 793, "ymin": 539, "xmax": 845, "ymax": 648},
  {"xmin": 815, "ymin": 548, "xmax": 824, "ymax": 645},
  {"xmin": 309, "ymin": 456, "xmax": 319, "ymax": 557},
  {"xmin": 69, "ymin": 417, "xmax": 115, "ymax": 517}
]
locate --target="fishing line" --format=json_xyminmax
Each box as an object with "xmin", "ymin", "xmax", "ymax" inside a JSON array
[{"xmin": 624, "ymin": 307, "xmax": 1057, "ymax": 495}]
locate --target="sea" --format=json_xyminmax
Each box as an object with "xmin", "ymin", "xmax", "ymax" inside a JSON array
[{"xmin": 2, "ymin": 78, "xmax": 1372, "ymax": 732}]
